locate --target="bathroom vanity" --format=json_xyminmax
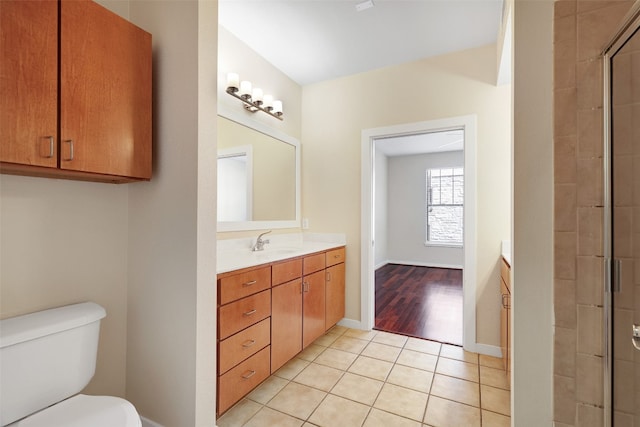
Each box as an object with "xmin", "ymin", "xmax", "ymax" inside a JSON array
[{"xmin": 216, "ymin": 238, "xmax": 346, "ymax": 415}]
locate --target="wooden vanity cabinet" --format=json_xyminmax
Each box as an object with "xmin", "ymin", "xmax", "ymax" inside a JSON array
[
  {"xmin": 500, "ymin": 258, "xmax": 511, "ymax": 381},
  {"xmin": 325, "ymin": 248, "xmax": 346, "ymax": 330},
  {"xmin": 0, "ymin": 0, "xmax": 152, "ymax": 183}
]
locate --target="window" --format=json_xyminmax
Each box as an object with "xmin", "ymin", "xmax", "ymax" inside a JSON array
[{"xmin": 426, "ymin": 167, "xmax": 464, "ymax": 245}]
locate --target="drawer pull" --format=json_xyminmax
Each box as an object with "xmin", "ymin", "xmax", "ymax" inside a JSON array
[
  {"xmin": 241, "ymin": 370, "xmax": 256, "ymax": 380},
  {"xmin": 334, "ymin": 254, "xmax": 340, "ymax": 259},
  {"xmin": 243, "ymin": 309, "xmax": 257, "ymax": 317},
  {"xmin": 243, "ymin": 280, "xmax": 257, "ymax": 287},
  {"xmin": 242, "ymin": 339, "xmax": 256, "ymax": 348}
]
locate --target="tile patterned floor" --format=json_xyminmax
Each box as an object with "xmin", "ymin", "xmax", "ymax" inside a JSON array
[{"xmin": 217, "ymin": 326, "xmax": 511, "ymax": 427}]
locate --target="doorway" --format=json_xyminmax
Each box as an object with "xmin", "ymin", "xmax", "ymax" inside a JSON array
[
  {"xmin": 604, "ymin": 8, "xmax": 640, "ymax": 425},
  {"xmin": 360, "ymin": 114, "xmax": 478, "ymax": 352}
]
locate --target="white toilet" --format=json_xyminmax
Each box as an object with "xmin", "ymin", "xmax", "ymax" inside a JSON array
[{"xmin": 0, "ymin": 302, "xmax": 141, "ymax": 427}]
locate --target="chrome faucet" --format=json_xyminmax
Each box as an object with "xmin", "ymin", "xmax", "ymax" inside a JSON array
[{"xmin": 252, "ymin": 230, "xmax": 272, "ymax": 252}]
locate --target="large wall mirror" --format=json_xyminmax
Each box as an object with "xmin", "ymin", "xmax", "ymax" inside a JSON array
[{"xmin": 217, "ymin": 105, "xmax": 300, "ymax": 232}]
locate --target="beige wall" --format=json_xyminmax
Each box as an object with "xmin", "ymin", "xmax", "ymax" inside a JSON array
[
  {"xmin": 301, "ymin": 44, "xmax": 511, "ymax": 348},
  {"xmin": 0, "ymin": 0, "xmax": 135, "ymax": 400},
  {"xmin": 552, "ymin": 1, "xmax": 634, "ymax": 425},
  {"xmin": 126, "ymin": 1, "xmax": 217, "ymax": 426},
  {"xmin": 512, "ymin": 0, "xmax": 554, "ymax": 424}
]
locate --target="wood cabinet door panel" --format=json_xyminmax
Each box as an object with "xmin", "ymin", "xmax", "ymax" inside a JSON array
[
  {"xmin": 219, "ymin": 266, "xmax": 271, "ymax": 305},
  {"xmin": 303, "ymin": 253, "xmax": 325, "ymax": 275},
  {"xmin": 60, "ymin": 0, "xmax": 151, "ymax": 179},
  {"xmin": 218, "ymin": 290, "xmax": 271, "ymax": 340},
  {"xmin": 271, "ymin": 279, "xmax": 303, "ymax": 372},
  {"xmin": 303, "ymin": 270, "xmax": 326, "ymax": 348},
  {"xmin": 218, "ymin": 318, "xmax": 270, "ymax": 375},
  {"xmin": 0, "ymin": 0, "xmax": 58, "ymax": 167},
  {"xmin": 218, "ymin": 346, "xmax": 270, "ymax": 415},
  {"xmin": 325, "ymin": 247, "xmax": 345, "ymax": 267},
  {"xmin": 325, "ymin": 263, "xmax": 345, "ymax": 330},
  {"xmin": 272, "ymin": 258, "xmax": 302, "ymax": 286}
]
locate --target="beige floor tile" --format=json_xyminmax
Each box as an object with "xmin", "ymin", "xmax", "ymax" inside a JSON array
[
  {"xmin": 328, "ymin": 325, "xmax": 348, "ymax": 336},
  {"xmin": 440, "ymin": 344, "xmax": 479, "ymax": 364},
  {"xmin": 480, "ymin": 365, "xmax": 510, "ymax": 390},
  {"xmin": 344, "ymin": 328, "xmax": 378, "ymax": 341},
  {"xmin": 217, "ymin": 398, "xmax": 262, "ymax": 427},
  {"xmin": 373, "ymin": 383, "xmax": 429, "ymax": 422},
  {"xmin": 298, "ymin": 344, "xmax": 325, "ymax": 362},
  {"xmin": 436, "ymin": 357, "xmax": 479, "ymax": 383},
  {"xmin": 362, "ymin": 341, "xmax": 402, "ymax": 362},
  {"xmin": 274, "ymin": 357, "xmax": 310, "ymax": 380},
  {"xmin": 405, "ymin": 337, "xmax": 442, "ymax": 355},
  {"xmin": 363, "ymin": 408, "xmax": 422, "ymax": 427},
  {"xmin": 267, "ymin": 382, "xmax": 327, "ymax": 420},
  {"xmin": 330, "ymin": 335, "xmax": 368, "ymax": 354},
  {"xmin": 372, "ymin": 331, "xmax": 408, "ymax": 347},
  {"xmin": 313, "ymin": 332, "xmax": 341, "ymax": 347},
  {"xmin": 396, "ymin": 348, "xmax": 438, "ymax": 372},
  {"xmin": 331, "ymin": 372, "xmax": 384, "ymax": 405},
  {"xmin": 482, "ymin": 410, "xmax": 511, "ymax": 427},
  {"xmin": 424, "ymin": 396, "xmax": 481, "ymax": 427},
  {"xmin": 294, "ymin": 362, "xmax": 344, "ymax": 392},
  {"xmin": 244, "ymin": 407, "xmax": 304, "ymax": 427},
  {"xmin": 479, "ymin": 354, "xmax": 504, "ymax": 370},
  {"xmin": 313, "ymin": 347, "xmax": 358, "ymax": 371},
  {"xmin": 430, "ymin": 374, "xmax": 480, "ymax": 407},
  {"xmin": 247, "ymin": 375, "xmax": 289, "ymax": 404},
  {"xmin": 481, "ymin": 385, "xmax": 511, "ymax": 416},
  {"xmin": 348, "ymin": 355, "xmax": 394, "ymax": 381},
  {"xmin": 308, "ymin": 394, "xmax": 370, "ymax": 427},
  {"xmin": 386, "ymin": 364, "xmax": 434, "ymax": 393}
]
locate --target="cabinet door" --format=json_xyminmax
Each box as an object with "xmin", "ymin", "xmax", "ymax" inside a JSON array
[
  {"xmin": 60, "ymin": 0, "xmax": 152, "ymax": 179},
  {"xmin": 271, "ymin": 279, "xmax": 303, "ymax": 372},
  {"xmin": 303, "ymin": 270, "xmax": 326, "ymax": 348},
  {"xmin": 325, "ymin": 262, "xmax": 345, "ymax": 331},
  {"xmin": 0, "ymin": 0, "xmax": 58, "ymax": 167}
]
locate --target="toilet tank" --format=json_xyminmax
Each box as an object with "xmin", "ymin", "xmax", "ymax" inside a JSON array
[{"xmin": 0, "ymin": 302, "xmax": 106, "ymax": 426}]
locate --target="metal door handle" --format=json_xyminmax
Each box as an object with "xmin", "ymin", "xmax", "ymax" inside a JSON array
[
  {"xmin": 45, "ymin": 136, "xmax": 54, "ymax": 158},
  {"xmin": 242, "ymin": 339, "xmax": 256, "ymax": 348},
  {"xmin": 243, "ymin": 309, "xmax": 257, "ymax": 317},
  {"xmin": 64, "ymin": 140, "xmax": 74, "ymax": 161},
  {"xmin": 501, "ymin": 294, "xmax": 510, "ymax": 309},
  {"xmin": 632, "ymin": 324, "xmax": 640, "ymax": 351},
  {"xmin": 241, "ymin": 370, "xmax": 256, "ymax": 380},
  {"xmin": 243, "ymin": 280, "xmax": 257, "ymax": 287}
]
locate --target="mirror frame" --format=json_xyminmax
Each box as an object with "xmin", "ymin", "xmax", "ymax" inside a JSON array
[{"xmin": 217, "ymin": 104, "xmax": 301, "ymax": 232}]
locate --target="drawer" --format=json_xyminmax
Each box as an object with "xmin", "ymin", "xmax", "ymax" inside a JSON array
[
  {"xmin": 272, "ymin": 258, "xmax": 302, "ymax": 286},
  {"xmin": 219, "ymin": 289, "xmax": 271, "ymax": 340},
  {"xmin": 501, "ymin": 258, "xmax": 511, "ymax": 292},
  {"xmin": 303, "ymin": 252, "xmax": 325, "ymax": 275},
  {"xmin": 219, "ymin": 318, "xmax": 271, "ymax": 375},
  {"xmin": 219, "ymin": 266, "xmax": 271, "ymax": 305},
  {"xmin": 326, "ymin": 247, "xmax": 345, "ymax": 267},
  {"xmin": 218, "ymin": 346, "xmax": 270, "ymax": 415}
]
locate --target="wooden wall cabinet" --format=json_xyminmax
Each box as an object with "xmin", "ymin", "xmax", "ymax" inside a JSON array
[
  {"xmin": 500, "ymin": 258, "xmax": 511, "ymax": 382},
  {"xmin": 217, "ymin": 246, "xmax": 346, "ymax": 416},
  {"xmin": 0, "ymin": 0, "xmax": 152, "ymax": 183}
]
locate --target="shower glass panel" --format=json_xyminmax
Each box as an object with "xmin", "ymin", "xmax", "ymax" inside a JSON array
[{"xmin": 606, "ymin": 11, "xmax": 640, "ymax": 426}]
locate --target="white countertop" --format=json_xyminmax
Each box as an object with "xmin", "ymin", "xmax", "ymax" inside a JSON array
[
  {"xmin": 217, "ymin": 233, "xmax": 346, "ymax": 274},
  {"xmin": 502, "ymin": 240, "xmax": 511, "ymax": 267}
]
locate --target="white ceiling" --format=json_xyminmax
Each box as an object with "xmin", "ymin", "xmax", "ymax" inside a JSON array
[
  {"xmin": 219, "ymin": 0, "xmax": 505, "ymax": 86},
  {"xmin": 375, "ymin": 129, "xmax": 463, "ymax": 156}
]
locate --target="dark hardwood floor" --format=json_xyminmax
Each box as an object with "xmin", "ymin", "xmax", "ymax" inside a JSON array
[{"xmin": 375, "ymin": 264, "xmax": 463, "ymax": 346}]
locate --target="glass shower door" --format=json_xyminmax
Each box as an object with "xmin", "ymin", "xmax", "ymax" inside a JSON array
[{"xmin": 607, "ymin": 14, "xmax": 640, "ymax": 426}]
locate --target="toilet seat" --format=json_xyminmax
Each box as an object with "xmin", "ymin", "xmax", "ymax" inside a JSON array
[{"xmin": 8, "ymin": 394, "xmax": 141, "ymax": 427}]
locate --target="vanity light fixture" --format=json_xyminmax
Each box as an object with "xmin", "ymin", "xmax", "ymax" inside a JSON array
[{"xmin": 226, "ymin": 73, "xmax": 283, "ymax": 120}]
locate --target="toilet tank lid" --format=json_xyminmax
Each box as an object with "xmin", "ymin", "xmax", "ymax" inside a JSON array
[{"xmin": 0, "ymin": 302, "xmax": 106, "ymax": 349}]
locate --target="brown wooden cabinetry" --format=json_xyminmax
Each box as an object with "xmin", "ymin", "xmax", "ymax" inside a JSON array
[
  {"xmin": 217, "ymin": 246, "xmax": 346, "ymax": 416},
  {"xmin": 500, "ymin": 258, "xmax": 511, "ymax": 382},
  {"xmin": 0, "ymin": 0, "xmax": 152, "ymax": 183}
]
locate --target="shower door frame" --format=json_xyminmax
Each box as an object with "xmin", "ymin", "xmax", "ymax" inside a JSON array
[{"xmin": 603, "ymin": 3, "xmax": 640, "ymax": 426}]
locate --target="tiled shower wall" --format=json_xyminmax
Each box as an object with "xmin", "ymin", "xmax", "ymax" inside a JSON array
[{"xmin": 553, "ymin": 1, "xmax": 634, "ymax": 425}]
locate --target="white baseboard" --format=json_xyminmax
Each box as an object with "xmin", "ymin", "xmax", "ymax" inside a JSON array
[
  {"xmin": 384, "ymin": 260, "xmax": 463, "ymax": 270},
  {"xmin": 141, "ymin": 416, "xmax": 164, "ymax": 427},
  {"xmin": 337, "ymin": 318, "xmax": 365, "ymax": 330},
  {"xmin": 469, "ymin": 342, "xmax": 502, "ymax": 358}
]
